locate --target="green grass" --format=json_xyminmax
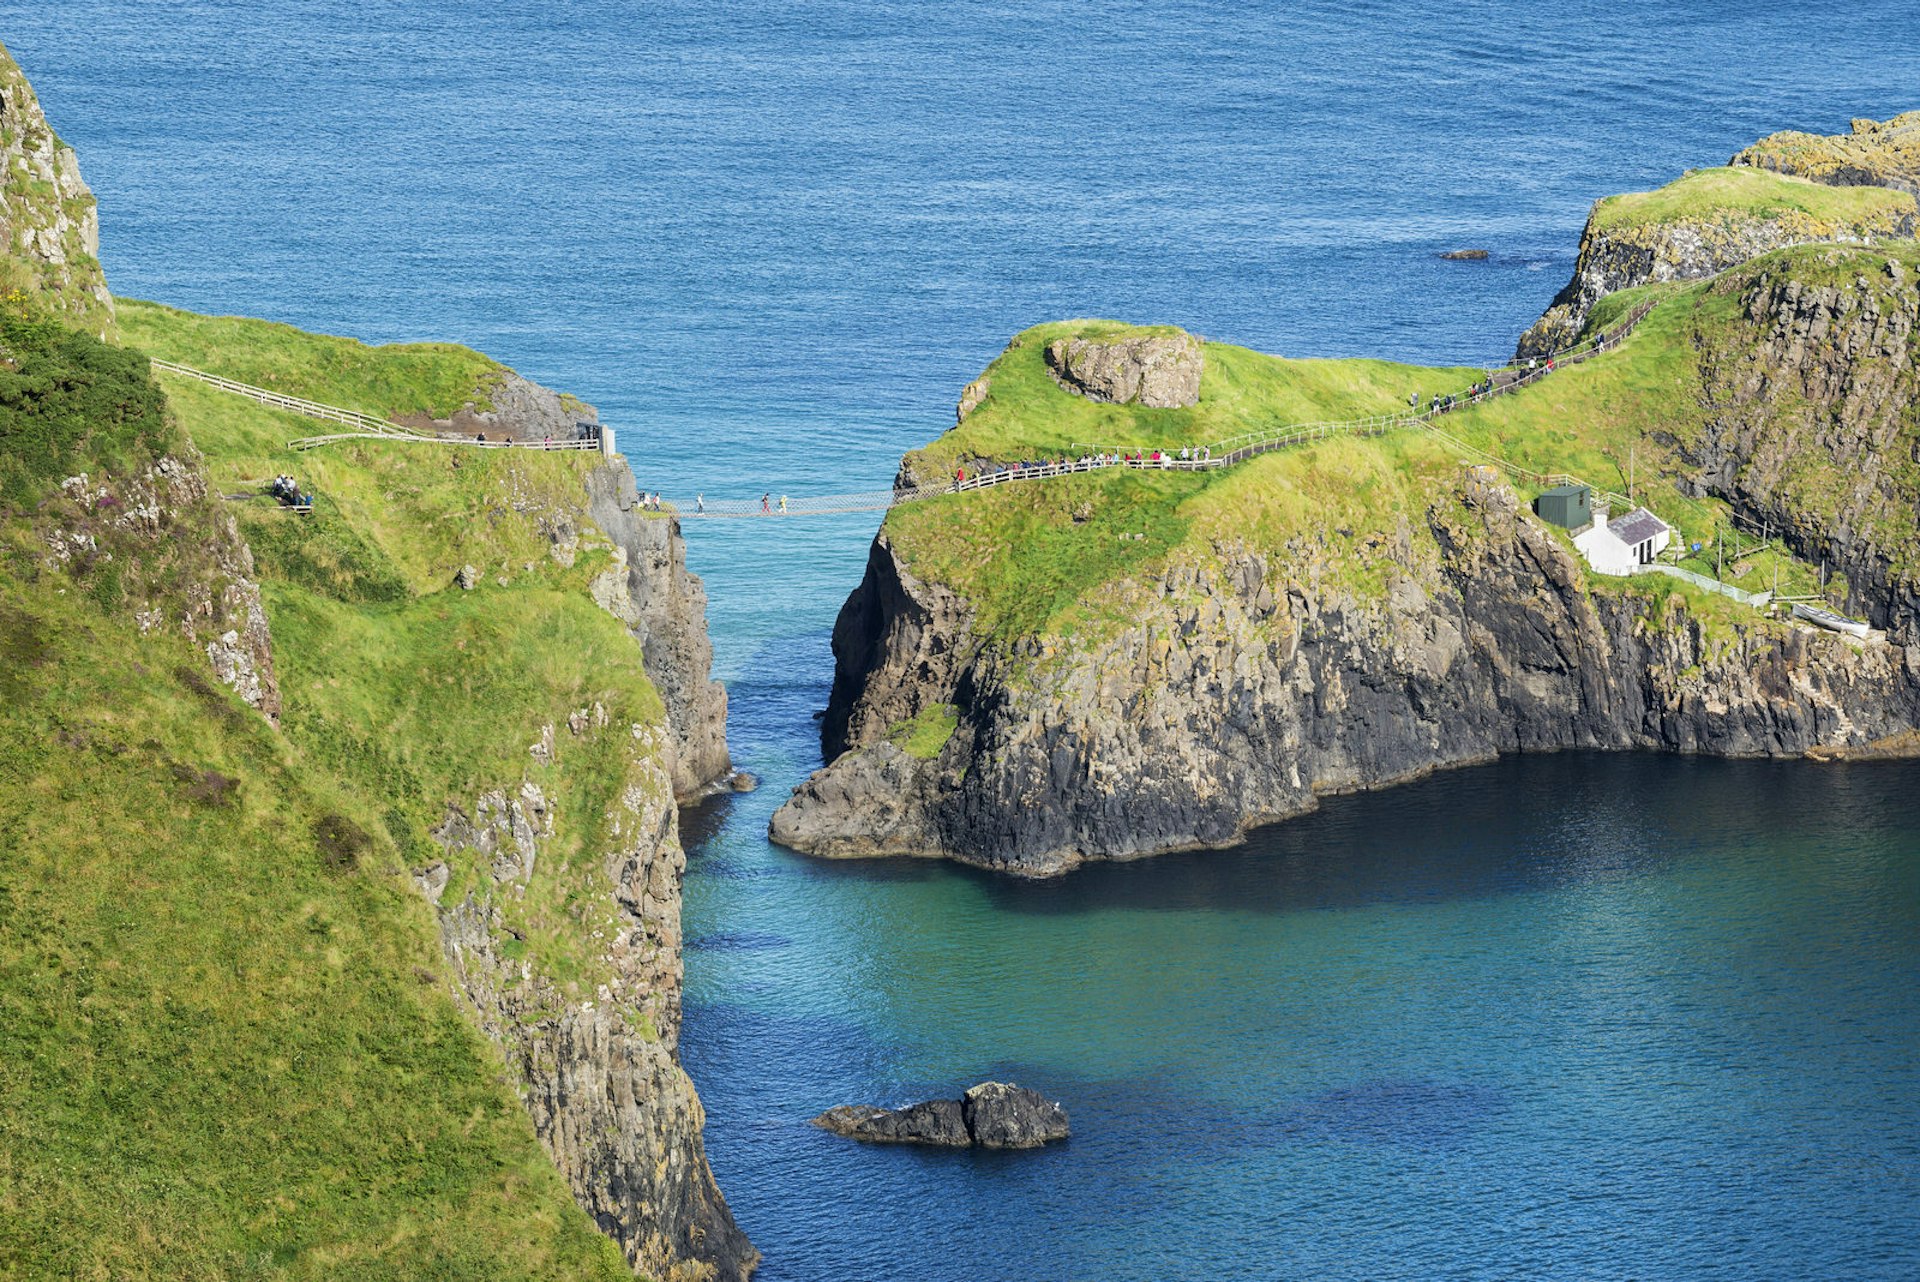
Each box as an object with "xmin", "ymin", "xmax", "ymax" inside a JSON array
[
  {"xmin": 885, "ymin": 241, "xmax": 1920, "ymax": 647},
  {"xmin": 0, "ymin": 586, "xmax": 631, "ymax": 1280},
  {"xmin": 1, "ymin": 302, "xmax": 672, "ymax": 1277},
  {"xmin": 1589, "ymin": 165, "xmax": 1914, "ymax": 234},
  {"xmin": 888, "ymin": 703, "xmax": 960, "ymax": 759},
  {"xmin": 147, "ymin": 368, "xmax": 621, "ymax": 599},
  {"xmin": 902, "ymin": 318, "xmax": 1477, "ymax": 481},
  {"xmin": 117, "ymin": 298, "xmax": 504, "ymax": 423}
]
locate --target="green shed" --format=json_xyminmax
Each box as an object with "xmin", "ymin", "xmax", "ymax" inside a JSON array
[{"xmin": 1534, "ymin": 483, "xmax": 1591, "ymax": 529}]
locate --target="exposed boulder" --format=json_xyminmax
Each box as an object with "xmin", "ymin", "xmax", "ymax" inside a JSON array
[
  {"xmin": 961, "ymin": 1081, "xmax": 1073, "ymax": 1149},
  {"xmin": 956, "ymin": 375, "xmax": 990, "ymax": 424},
  {"xmin": 813, "ymin": 1083, "xmax": 1069, "ymax": 1149},
  {"xmin": 1045, "ymin": 328, "xmax": 1203, "ymax": 408},
  {"xmin": 1440, "ymin": 249, "xmax": 1490, "ymax": 261},
  {"xmin": 398, "ymin": 369, "xmax": 599, "ymax": 443}
]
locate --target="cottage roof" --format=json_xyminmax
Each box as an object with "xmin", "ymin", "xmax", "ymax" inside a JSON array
[{"xmin": 1608, "ymin": 508, "xmax": 1669, "ymax": 545}]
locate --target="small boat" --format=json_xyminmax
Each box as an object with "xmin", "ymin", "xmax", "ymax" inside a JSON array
[{"xmin": 1792, "ymin": 602, "xmax": 1870, "ymax": 638}]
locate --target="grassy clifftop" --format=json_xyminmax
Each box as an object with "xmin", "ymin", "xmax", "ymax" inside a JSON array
[
  {"xmin": 904, "ymin": 318, "xmax": 1477, "ymax": 480},
  {"xmin": 119, "ymin": 299, "xmax": 505, "ymax": 423},
  {"xmin": 1588, "ymin": 165, "xmax": 1915, "ymax": 235},
  {"xmin": 883, "ymin": 240, "xmax": 1920, "ymax": 644},
  {"xmin": 1, "ymin": 301, "xmax": 673, "ymax": 1276}
]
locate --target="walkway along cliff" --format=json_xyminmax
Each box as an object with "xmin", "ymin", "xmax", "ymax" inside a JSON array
[
  {"xmin": 0, "ymin": 36, "xmax": 754, "ymax": 1274},
  {"xmin": 773, "ymin": 208, "xmax": 1920, "ymax": 877}
]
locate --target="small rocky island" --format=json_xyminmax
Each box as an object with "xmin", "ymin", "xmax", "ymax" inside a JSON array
[{"xmin": 813, "ymin": 1082, "xmax": 1070, "ymax": 1149}]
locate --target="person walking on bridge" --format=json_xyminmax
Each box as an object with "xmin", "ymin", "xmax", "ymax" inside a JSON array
[
  {"xmin": 779, "ymin": 494, "xmax": 788, "ymax": 514},
  {"xmin": 761, "ymin": 492, "xmax": 771, "ymax": 515},
  {"xmin": 696, "ymin": 493, "xmax": 705, "ymax": 514}
]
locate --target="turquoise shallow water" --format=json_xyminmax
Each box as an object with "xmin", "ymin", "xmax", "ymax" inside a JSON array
[{"xmin": 10, "ymin": 2, "xmax": 1920, "ymax": 1275}]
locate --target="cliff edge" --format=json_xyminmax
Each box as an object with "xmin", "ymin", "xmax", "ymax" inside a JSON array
[
  {"xmin": 774, "ymin": 242, "xmax": 1920, "ymax": 877},
  {"xmin": 3, "ymin": 42, "xmax": 749, "ymax": 1277}
]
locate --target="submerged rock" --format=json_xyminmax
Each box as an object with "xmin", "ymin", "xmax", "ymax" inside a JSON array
[{"xmin": 813, "ymin": 1082, "xmax": 1069, "ymax": 1149}]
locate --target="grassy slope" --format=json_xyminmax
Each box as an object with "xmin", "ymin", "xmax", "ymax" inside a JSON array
[
  {"xmin": 1582, "ymin": 165, "xmax": 1912, "ymax": 233},
  {"xmin": 903, "ymin": 318, "xmax": 1479, "ymax": 478},
  {"xmin": 2, "ymin": 307, "xmax": 662, "ymax": 1277},
  {"xmin": 118, "ymin": 298, "xmax": 503, "ymax": 421},
  {"xmin": 130, "ymin": 302, "xmax": 678, "ymax": 1021},
  {"xmin": 885, "ymin": 244, "xmax": 1915, "ymax": 643},
  {"xmin": 1589, "ymin": 165, "xmax": 1915, "ymax": 234}
]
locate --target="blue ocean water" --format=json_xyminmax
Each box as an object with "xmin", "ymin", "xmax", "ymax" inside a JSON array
[{"xmin": 10, "ymin": 2, "xmax": 1920, "ymax": 1276}]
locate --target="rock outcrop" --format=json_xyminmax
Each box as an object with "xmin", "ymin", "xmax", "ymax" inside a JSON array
[
  {"xmin": 399, "ymin": 368, "xmax": 600, "ymax": 443},
  {"xmin": 421, "ymin": 722, "xmax": 756, "ymax": 1281},
  {"xmin": 957, "ymin": 375, "xmax": 990, "ymax": 424},
  {"xmin": 584, "ymin": 457, "xmax": 733, "ymax": 797},
  {"xmin": 1682, "ymin": 249, "xmax": 1920, "ymax": 639},
  {"xmin": 813, "ymin": 1082, "xmax": 1070, "ymax": 1149},
  {"xmin": 0, "ymin": 41, "xmax": 112, "ymax": 335},
  {"xmin": 1516, "ymin": 191, "xmax": 1912, "ymax": 358},
  {"xmin": 775, "ymin": 250, "xmax": 1920, "ymax": 878},
  {"xmin": 1045, "ymin": 328, "xmax": 1203, "ymax": 408},
  {"xmin": 1735, "ymin": 112, "xmax": 1920, "ymax": 197}
]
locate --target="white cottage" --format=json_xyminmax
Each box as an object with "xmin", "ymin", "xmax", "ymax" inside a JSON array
[{"xmin": 1573, "ymin": 505, "xmax": 1671, "ymax": 576}]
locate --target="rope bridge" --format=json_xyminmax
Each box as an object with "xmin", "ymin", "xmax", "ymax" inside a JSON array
[{"xmin": 148, "ymin": 296, "xmax": 1658, "ymax": 520}]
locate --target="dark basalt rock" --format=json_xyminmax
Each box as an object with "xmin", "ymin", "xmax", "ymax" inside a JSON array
[
  {"xmin": 960, "ymin": 1081, "xmax": 1072, "ymax": 1149},
  {"xmin": 813, "ymin": 1082, "xmax": 1069, "ymax": 1149},
  {"xmin": 1440, "ymin": 248, "xmax": 1490, "ymax": 260}
]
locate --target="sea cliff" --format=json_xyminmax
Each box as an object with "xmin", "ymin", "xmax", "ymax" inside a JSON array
[
  {"xmin": 2, "ymin": 41, "xmax": 751, "ymax": 1280},
  {"xmin": 775, "ymin": 231, "xmax": 1920, "ymax": 876}
]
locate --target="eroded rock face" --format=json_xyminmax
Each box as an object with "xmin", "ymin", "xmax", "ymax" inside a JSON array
[
  {"xmin": 774, "ymin": 254, "xmax": 1920, "ymax": 877},
  {"xmin": 399, "ymin": 369, "xmax": 600, "ymax": 443},
  {"xmin": 1045, "ymin": 329, "xmax": 1203, "ymax": 408},
  {"xmin": 1516, "ymin": 206, "xmax": 1911, "ymax": 358},
  {"xmin": 1519, "ymin": 115, "xmax": 1920, "ymax": 358},
  {"xmin": 424, "ymin": 723, "xmax": 756, "ymax": 1282},
  {"xmin": 1687, "ymin": 250, "xmax": 1920, "ymax": 641},
  {"xmin": 0, "ymin": 41, "xmax": 113, "ymax": 334},
  {"xmin": 776, "ymin": 489, "xmax": 1920, "ymax": 876},
  {"xmin": 584, "ymin": 458, "xmax": 733, "ymax": 797},
  {"xmin": 1735, "ymin": 112, "xmax": 1920, "ymax": 197},
  {"xmin": 813, "ymin": 1083, "xmax": 1069, "ymax": 1149}
]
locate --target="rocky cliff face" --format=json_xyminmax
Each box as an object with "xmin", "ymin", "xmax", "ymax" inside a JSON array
[
  {"xmin": 418, "ymin": 721, "xmax": 756, "ymax": 1282},
  {"xmin": 1682, "ymin": 248, "xmax": 1920, "ymax": 641},
  {"xmin": 1045, "ymin": 329, "xmax": 1203, "ymax": 408},
  {"xmin": 1516, "ymin": 199, "xmax": 1911, "ymax": 358},
  {"xmin": 399, "ymin": 368, "xmax": 601, "ymax": 443},
  {"xmin": 774, "ymin": 250, "xmax": 1920, "ymax": 877},
  {"xmin": 0, "ymin": 41, "xmax": 112, "ymax": 335},
  {"xmin": 1735, "ymin": 112, "xmax": 1920, "ymax": 197},
  {"xmin": 775, "ymin": 486, "xmax": 1919, "ymax": 875},
  {"xmin": 583, "ymin": 458, "xmax": 733, "ymax": 796}
]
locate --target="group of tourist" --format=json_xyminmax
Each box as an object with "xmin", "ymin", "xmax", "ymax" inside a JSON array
[
  {"xmin": 638, "ymin": 490, "xmax": 665, "ymax": 510},
  {"xmin": 268, "ymin": 474, "xmax": 312, "ymax": 507},
  {"xmin": 953, "ymin": 446, "xmax": 1217, "ymax": 488}
]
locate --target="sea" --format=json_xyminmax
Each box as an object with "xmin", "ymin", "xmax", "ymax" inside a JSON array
[{"xmin": 9, "ymin": 2, "xmax": 1920, "ymax": 1277}]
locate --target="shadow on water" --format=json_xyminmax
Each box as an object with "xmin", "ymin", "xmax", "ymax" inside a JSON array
[{"xmin": 741, "ymin": 751, "xmax": 1920, "ymax": 916}]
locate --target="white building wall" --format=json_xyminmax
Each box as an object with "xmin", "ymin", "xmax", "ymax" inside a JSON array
[{"xmin": 1574, "ymin": 526, "xmax": 1637, "ymax": 576}]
